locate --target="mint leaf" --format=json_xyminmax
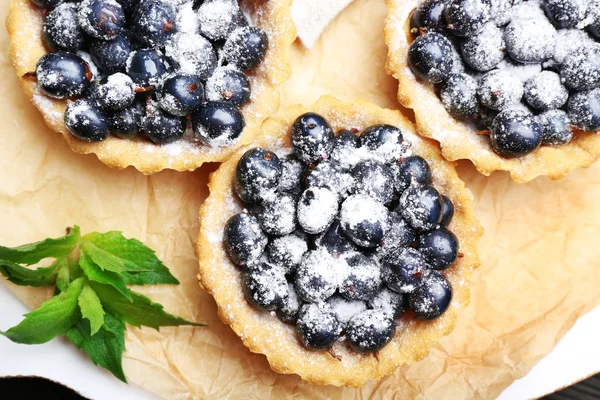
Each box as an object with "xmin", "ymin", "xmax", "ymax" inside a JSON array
[
  {"xmin": 1, "ymin": 278, "xmax": 84, "ymax": 344},
  {"xmin": 0, "ymin": 226, "xmax": 206, "ymax": 384},
  {"xmin": 81, "ymin": 232, "xmax": 178, "ymax": 285},
  {"xmin": 79, "ymin": 284, "xmax": 105, "ymax": 336},
  {"xmin": 0, "ymin": 226, "xmax": 80, "ymax": 265},
  {"xmin": 79, "ymin": 252, "xmax": 132, "ymax": 301},
  {"xmin": 67, "ymin": 314, "xmax": 126, "ymax": 382},
  {"xmin": 91, "ymin": 283, "xmax": 204, "ymax": 330},
  {"xmin": 0, "ymin": 257, "xmax": 65, "ymax": 287},
  {"xmin": 56, "ymin": 259, "xmax": 72, "ymax": 293}
]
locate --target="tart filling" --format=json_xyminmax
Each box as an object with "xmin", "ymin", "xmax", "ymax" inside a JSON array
[
  {"xmin": 197, "ymin": 97, "xmax": 482, "ymax": 386},
  {"xmin": 227, "ymin": 113, "xmax": 461, "ymax": 354},
  {"xmin": 7, "ymin": 0, "xmax": 295, "ymax": 173},
  {"xmin": 408, "ymin": 0, "xmax": 600, "ymax": 157},
  {"xmin": 385, "ymin": 0, "xmax": 600, "ymax": 182}
]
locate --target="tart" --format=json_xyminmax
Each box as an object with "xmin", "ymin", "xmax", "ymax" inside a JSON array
[
  {"xmin": 196, "ymin": 96, "xmax": 482, "ymax": 386},
  {"xmin": 385, "ymin": 0, "xmax": 600, "ymax": 183},
  {"xmin": 7, "ymin": 0, "xmax": 296, "ymax": 174}
]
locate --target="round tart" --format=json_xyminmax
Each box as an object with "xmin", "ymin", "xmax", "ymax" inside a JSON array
[
  {"xmin": 385, "ymin": 0, "xmax": 600, "ymax": 183},
  {"xmin": 7, "ymin": 0, "xmax": 295, "ymax": 174},
  {"xmin": 196, "ymin": 96, "xmax": 482, "ymax": 386}
]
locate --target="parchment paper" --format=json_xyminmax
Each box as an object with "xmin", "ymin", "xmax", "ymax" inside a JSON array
[{"xmin": 2, "ymin": 0, "xmax": 600, "ymax": 399}]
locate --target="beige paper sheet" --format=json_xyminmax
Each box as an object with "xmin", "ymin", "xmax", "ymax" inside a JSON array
[{"xmin": 2, "ymin": 0, "xmax": 600, "ymax": 399}]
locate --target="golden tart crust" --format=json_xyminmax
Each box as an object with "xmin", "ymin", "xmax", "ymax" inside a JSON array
[
  {"xmin": 6, "ymin": 0, "xmax": 296, "ymax": 174},
  {"xmin": 384, "ymin": 0, "xmax": 600, "ymax": 183},
  {"xmin": 196, "ymin": 96, "xmax": 483, "ymax": 387}
]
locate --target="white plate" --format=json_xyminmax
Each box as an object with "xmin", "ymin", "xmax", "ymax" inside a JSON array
[{"xmin": 0, "ymin": 284, "xmax": 159, "ymax": 400}]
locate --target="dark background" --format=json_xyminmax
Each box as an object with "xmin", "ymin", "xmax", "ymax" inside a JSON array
[{"xmin": 1, "ymin": 375, "xmax": 599, "ymax": 399}]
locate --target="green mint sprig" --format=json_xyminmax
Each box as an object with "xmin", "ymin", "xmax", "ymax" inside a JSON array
[{"xmin": 0, "ymin": 226, "xmax": 205, "ymax": 382}]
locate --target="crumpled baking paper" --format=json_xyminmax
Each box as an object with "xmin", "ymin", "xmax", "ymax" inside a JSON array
[{"xmin": 2, "ymin": 0, "xmax": 600, "ymax": 399}]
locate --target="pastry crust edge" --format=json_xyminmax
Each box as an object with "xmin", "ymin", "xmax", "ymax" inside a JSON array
[
  {"xmin": 384, "ymin": 0, "xmax": 600, "ymax": 183},
  {"xmin": 196, "ymin": 95, "xmax": 483, "ymax": 387},
  {"xmin": 6, "ymin": 0, "xmax": 297, "ymax": 175}
]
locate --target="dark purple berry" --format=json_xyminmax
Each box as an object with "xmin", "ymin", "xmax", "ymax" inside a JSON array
[
  {"xmin": 132, "ymin": 1, "xmax": 177, "ymax": 47},
  {"xmin": 234, "ymin": 148, "xmax": 282, "ymax": 204},
  {"xmin": 64, "ymin": 99, "xmax": 109, "ymax": 142},
  {"xmin": 205, "ymin": 67, "xmax": 251, "ymax": 107},
  {"xmin": 417, "ymin": 229, "xmax": 459, "ymax": 270},
  {"xmin": 504, "ymin": 18, "xmax": 556, "ymax": 63},
  {"xmin": 224, "ymin": 212, "xmax": 267, "ymax": 267},
  {"xmin": 192, "ymin": 101, "xmax": 245, "ymax": 145},
  {"xmin": 266, "ymin": 234, "xmax": 308, "ymax": 275},
  {"xmin": 477, "ymin": 70, "xmax": 523, "ymax": 111},
  {"xmin": 440, "ymin": 73, "xmax": 479, "ymax": 119},
  {"xmin": 126, "ymin": 49, "xmax": 173, "ymax": 89},
  {"xmin": 256, "ymin": 193, "xmax": 297, "ymax": 236},
  {"xmin": 382, "ymin": 247, "xmax": 429, "ymax": 293},
  {"xmin": 291, "ymin": 113, "xmax": 335, "ymax": 164},
  {"xmin": 157, "ymin": 74, "xmax": 204, "ymax": 116},
  {"xmin": 440, "ymin": 195, "xmax": 454, "ymax": 228},
  {"xmin": 340, "ymin": 194, "xmax": 389, "ymax": 248},
  {"xmin": 243, "ymin": 263, "xmax": 288, "ymax": 311},
  {"xmin": 278, "ymin": 156, "xmax": 305, "ymax": 194},
  {"xmin": 43, "ymin": 3, "xmax": 85, "ymax": 52},
  {"xmin": 108, "ymin": 101, "xmax": 144, "ymax": 138},
  {"xmin": 568, "ymin": 89, "xmax": 600, "ymax": 131},
  {"xmin": 36, "ymin": 52, "xmax": 93, "ymax": 99},
  {"xmin": 523, "ymin": 71, "xmax": 568, "ymax": 111},
  {"xmin": 89, "ymin": 34, "xmax": 133, "ymax": 74},
  {"xmin": 296, "ymin": 303, "xmax": 341, "ymax": 351},
  {"xmin": 277, "ymin": 283, "xmax": 304, "ymax": 324},
  {"xmin": 398, "ymin": 184, "xmax": 443, "ymax": 231},
  {"xmin": 410, "ymin": 0, "xmax": 448, "ymax": 33},
  {"xmin": 78, "ymin": 0, "xmax": 125, "ymax": 40},
  {"xmin": 408, "ymin": 270, "xmax": 452, "ymax": 320},
  {"xmin": 144, "ymin": 107, "xmax": 186, "ymax": 144},
  {"xmin": 305, "ymin": 160, "xmax": 354, "ymax": 199},
  {"xmin": 359, "ymin": 124, "xmax": 404, "ymax": 156},
  {"xmin": 444, "ymin": 0, "xmax": 491, "ymax": 37},
  {"xmin": 314, "ymin": 219, "xmax": 356, "ymax": 256},
  {"xmin": 408, "ymin": 32, "xmax": 454, "ymax": 83},
  {"xmin": 198, "ymin": 0, "xmax": 247, "ymax": 41},
  {"xmin": 378, "ymin": 212, "xmax": 416, "ymax": 259},
  {"xmin": 346, "ymin": 310, "xmax": 395, "ymax": 353},
  {"xmin": 560, "ymin": 46, "xmax": 600, "ymax": 91},
  {"xmin": 327, "ymin": 296, "xmax": 368, "ymax": 327},
  {"xmin": 490, "ymin": 109, "xmax": 542, "ymax": 158},
  {"xmin": 340, "ymin": 254, "xmax": 382, "ymax": 301},
  {"xmin": 295, "ymin": 249, "xmax": 341, "ymax": 303},
  {"xmin": 88, "ymin": 73, "xmax": 135, "ymax": 110},
  {"xmin": 539, "ymin": 110, "xmax": 573, "ymax": 146},
  {"xmin": 543, "ymin": 0, "xmax": 587, "ymax": 28},
  {"xmin": 395, "ymin": 155, "xmax": 432, "ymax": 192},
  {"xmin": 460, "ymin": 23, "xmax": 504, "ymax": 71},
  {"xmin": 223, "ymin": 26, "xmax": 268, "ymax": 70},
  {"xmin": 353, "ymin": 160, "xmax": 394, "ymax": 204}
]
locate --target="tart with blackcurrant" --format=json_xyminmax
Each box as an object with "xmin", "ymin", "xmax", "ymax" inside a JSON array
[
  {"xmin": 7, "ymin": 0, "xmax": 295, "ymax": 174},
  {"xmin": 385, "ymin": 0, "xmax": 600, "ymax": 182},
  {"xmin": 196, "ymin": 96, "xmax": 482, "ymax": 386}
]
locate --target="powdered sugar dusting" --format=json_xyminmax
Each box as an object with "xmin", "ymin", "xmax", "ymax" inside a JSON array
[
  {"xmin": 297, "ymin": 187, "xmax": 338, "ymax": 234},
  {"xmin": 164, "ymin": 32, "xmax": 217, "ymax": 78},
  {"xmin": 327, "ymin": 296, "xmax": 367, "ymax": 325},
  {"xmin": 340, "ymin": 194, "xmax": 389, "ymax": 233}
]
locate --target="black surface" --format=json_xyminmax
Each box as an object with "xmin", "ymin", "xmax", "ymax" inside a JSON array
[
  {"xmin": 1, "ymin": 374, "xmax": 600, "ymax": 399},
  {"xmin": 543, "ymin": 373, "xmax": 600, "ymax": 400},
  {"xmin": 0, "ymin": 377, "xmax": 88, "ymax": 399}
]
